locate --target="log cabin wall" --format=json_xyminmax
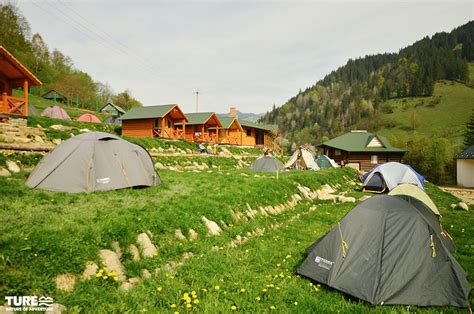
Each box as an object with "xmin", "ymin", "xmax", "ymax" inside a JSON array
[
  {"xmin": 241, "ymin": 127, "xmax": 256, "ymax": 146},
  {"xmin": 323, "ymin": 146, "xmax": 405, "ymax": 171},
  {"xmin": 121, "ymin": 119, "xmax": 154, "ymax": 137}
]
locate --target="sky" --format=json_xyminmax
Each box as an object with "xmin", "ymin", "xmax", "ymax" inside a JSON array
[{"xmin": 15, "ymin": 0, "xmax": 474, "ymax": 114}]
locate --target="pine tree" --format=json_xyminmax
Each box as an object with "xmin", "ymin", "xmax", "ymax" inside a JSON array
[{"xmin": 464, "ymin": 110, "xmax": 474, "ymax": 147}]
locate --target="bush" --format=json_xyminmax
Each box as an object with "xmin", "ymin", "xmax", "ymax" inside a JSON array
[{"xmin": 380, "ymin": 103, "xmax": 394, "ymax": 114}]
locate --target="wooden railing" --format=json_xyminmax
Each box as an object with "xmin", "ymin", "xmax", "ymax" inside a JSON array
[
  {"xmin": 219, "ymin": 135, "xmax": 240, "ymax": 145},
  {"xmin": 153, "ymin": 128, "xmax": 185, "ymax": 140},
  {"xmin": 194, "ymin": 133, "xmax": 218, "ymax": 143},
  {"xmin": 0, "ymin": 95, "xmax": 27, "ymax": 116}
]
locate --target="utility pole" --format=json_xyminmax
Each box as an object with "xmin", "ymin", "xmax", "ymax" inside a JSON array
[{"xmin": 195, "ymin": 88, "xmax": 199, "ymax": 112}]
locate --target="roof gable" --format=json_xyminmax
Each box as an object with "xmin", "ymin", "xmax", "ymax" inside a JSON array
[
  {"xmin": 100, "ymin": 102, "xmax": 126, "ymax": 115},
  {"xmin": 455, "ymin": 145, "xmax": 474, "ymax": 159},
  {"xmin": 219, "ymin": 117, "xmax": 243, "ymax": 130},
  {"xmin": 42, "ymin": 90, "xmax": 67, "ymax": 100},
  {"xmin": 0, "ymin": 46, "xmax": 42, "ymax": 87},
  {"xmin": 121, "ymin": 104, "xmax": 188, "ymax": 121},
  {"xmin": 183, "ymin": 112, "xmax": 222, "ymax": 126}
]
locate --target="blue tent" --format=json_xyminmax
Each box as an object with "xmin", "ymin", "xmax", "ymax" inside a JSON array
[{"xmin": 362, "ymin": 162, "xmax": 424, "ymax": 193}]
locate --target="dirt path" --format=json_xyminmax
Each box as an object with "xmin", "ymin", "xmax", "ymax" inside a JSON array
[{"xmin": 440, "ymin": 186, "xmax": 474, "ymax": 204}]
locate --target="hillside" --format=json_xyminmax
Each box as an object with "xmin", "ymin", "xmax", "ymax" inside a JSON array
[{"xmin": 260, "ymin": 21, "xmax": 474, "ymax": 148}]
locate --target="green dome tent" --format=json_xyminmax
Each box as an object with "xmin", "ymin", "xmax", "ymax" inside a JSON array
[
  {"xmin": 26, "ymin": 132, "xmax": 160, "ymax": 193},
  {"xmin": 248, "ymin": 156, "xmax": 284, "ymax": 173},
  {"xmin": 315, "ymin": 155, "xmax": 338, "ymax": 169},
  {"xmin": 297, "ymin": 195, "xmax": 469, "ymax": 308}
]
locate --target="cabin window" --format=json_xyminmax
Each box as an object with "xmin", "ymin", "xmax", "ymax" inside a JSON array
[
  {"xmin": 154, "ymin": 119, "xmax": 159, "ymax": 128},
  {"xmin": 371, "ymin": 155, "xmax": 378, "ymax": 164},
  {"xmin": 335, "ymin": 149, "xmax": 341, "ymax": 156},
  {"xmin": 246, "ymin": 128, "xmax": 252, "ymax": 136},
  {"xmin": 167, "ymin": 119, "xmax": 172, "ymax": 128}
]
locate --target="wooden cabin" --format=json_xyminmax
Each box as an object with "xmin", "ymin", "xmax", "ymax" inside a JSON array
[
  {"xmin": 100, "ymin": 102, "xmax": 126, "ymax": 117},
  {"xmin": 121, "ymin": 104, "xmax": 188, "ymax": 139},
  {"xmin": 42, "ymin": 89, "xmax": 67, "ymax": 104},
  {"xmin": 218, "ymin": 116, "xmax": 243, "ymax": 145},
  {"xmin": 177, "ymin": 112, "xmax": 222, "ymax": 143},
  {"xmin": 318, "ymin": 130, "xmax": 406, "ymax": 171},
  {"xmin": 0, "ymin": 46, "xmax": 42, "ymax": 117},
  {"xmin": 239, "ymin": 120, "xmax": 278, "ymax": 149}
]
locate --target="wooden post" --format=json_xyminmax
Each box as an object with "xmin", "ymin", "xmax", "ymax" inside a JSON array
[
  {"xmin": 1, "ymin": 92, "xmax": 7, "ymax": 112},
  {"xmin": 161, "ymin": 117, "xmax": 166, "ymax": 138},
  {"xmin": 182, "ymin": 119, "xmax": 186, "ymax": 140},
  {"xmin": 23, "ymin": 80, "xmax": 28, "ymax": 116},
  {"xmin": 54, "ymin": 92, "xmax": 56, "ymax": 105}
]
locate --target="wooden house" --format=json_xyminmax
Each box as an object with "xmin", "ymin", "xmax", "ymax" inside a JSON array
[
  {"xmin": 239, "ymin": 120, "xmax": 278, "ymax": 148},
  {"xmin": 100, "ymin": 102, "xmax": 126, "ymax": 117},
  {"xmin": 42, "ymin": 89, "xmax": 67, "ymax": 104},
  {"xmin": 455, "ymin": 145, "xmax": 474, "ymax": 188},
  {"xmin": 176, "ymin": 112, "xmax": 222, "ymax": 143},
  {"xmin": 121, "ymin": 104, "xmax": 188, "ymax": 139},
  {"xmin": 318, "ymin": 130, "xmax": 406, "ymax": 171},
  {"xmin": 218, "ymin": 116, "xmax": 243, "ymax": 145},
  {"xmin": 0, "ymin": 46, "xmax": 42, "ymax": 117}
]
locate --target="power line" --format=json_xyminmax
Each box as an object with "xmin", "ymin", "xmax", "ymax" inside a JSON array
[{"xmin": 31, "ymin": 0, "xmax": 158, "ymax": 77}]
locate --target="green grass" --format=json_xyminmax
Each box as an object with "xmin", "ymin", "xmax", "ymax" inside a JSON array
[
  {"xmin": 0, "ymin": 158, "xmax": 472, "ymax": 312},
  {"xmin": 376, "ymin": 80, "xmax": 474, "ymax": 146}
]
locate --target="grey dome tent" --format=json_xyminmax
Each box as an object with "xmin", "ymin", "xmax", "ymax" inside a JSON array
[
  {"xmin": 363, "ymin": 162, "xmax": 424, "ymax": 193},
  {"xmin": 297, "ymin": 195, "xmax": 469, "ymax": 308},
  {"xmin": 41, "ymin": 106, "xmax": 71, "ymax": 120},
  {"xmin": 26, "ymin": 132, "xmax": 159, "ymax": 193},
  {"xmin": 248, "ymin": 156, "xmax": 284, "ymax": 173}
]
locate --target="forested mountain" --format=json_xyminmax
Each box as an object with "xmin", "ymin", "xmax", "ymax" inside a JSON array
[
  {"xmin": 261, "ymin": 21, "xmax": 474, "ymax": 148},
  {"xmin": 0, "ymin": 3, "xmax": 142, "ymax": 110}
]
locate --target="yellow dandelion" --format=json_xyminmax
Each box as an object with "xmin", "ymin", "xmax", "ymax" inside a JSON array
[
  {"xmin": 201, "ymin": 288, "xmax": 207, "ymax": 293},
  {"xmin": 95, "ymin": 273, "xmax": 101, "ymax": 278},
  {"xmin": 108, "ymin": 271, "xmax": 115, "ymax": 276},
  {"xmin": 102, "ymin": 275, "xmax": 108, "ymax": 280},
  {"xmin": 276, "ymin": 263, "xmax": 281, "ymax": 267},
  {"xmin": 192, "ymin": 294, "xmax": 197, "ymax": 299},
  {"xmin": 256, "ymin": 296, "xmax": 261, "ymax": 301},
  {"xmin": 174, "ymin": 312, "xmax": 179, "ymax": 314},
  {"xmin": 157, "ymin": 287, "xmax": 163, "ymax": 292},
  {"xmin": 193, "ymin": 299, "xmax": 199, "ymax": 305},
  {"xmin": 214, "ymin": 285, "xmax": 220, "ymax": 290},
  {"xmin": 262, "ymin": 288, "xmax": 267, "ymax": 292},
  {"xmin": 231, "ymin": 305, "xmax": 237, "ymax": 311},
  {"xmin": 270, "ymin": 305, "xmax": 276, "ymax": 310},
  {"xmin": 183, "ymin": 293, "xmax": 189, "ymax": 298},
  {"xmin": 294, "ymin": 301, "xmax": 298, "ymax": 305},
  {"xmin": 185, "ymin": 303, "xmax": 192, "ymax": 309},
  {"xmin": 170, "ymin": 304, "xmax": 177, "ymax": 308},
  {"xmin": 113, "ymin": 276, "xmax": 119, "ymax": 282},
  {"xmin": 287, "ymin": 275, "xmax": 291, "ymax": 279},
  {"xmin": 191, "ymin": 290, "xmax": 196, "ymax": 295},
  {"xmin": 276, "ymin": 287, "xmax": 280, "ymax": 290},
  {"xmin": 220, "ymin": 278, "xmax": 224, "ymax": 282}
]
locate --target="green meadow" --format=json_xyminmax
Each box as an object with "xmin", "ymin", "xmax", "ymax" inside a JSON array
[{"xmin": 0, "ymin": 156, "xmax": 472, "ymax": 313}]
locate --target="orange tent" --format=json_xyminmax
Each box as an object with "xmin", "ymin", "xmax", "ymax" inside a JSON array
[{"xmin": 76, "ymin": 113, "xmax": 101, "ymax": 123}]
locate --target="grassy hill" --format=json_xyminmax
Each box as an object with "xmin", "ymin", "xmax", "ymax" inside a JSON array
[
  {"xmin": 0, "ymin": 159, "xmax": 472, "ymax": 312},
  {"xmin": 373, "ymin": 80, "xmax": 474, "ymax": 146}
]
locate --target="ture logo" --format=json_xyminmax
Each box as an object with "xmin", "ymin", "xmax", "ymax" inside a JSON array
[
  {"xmin": 4, "ymin": 296, "xmax": 53, "ymax": 312},
  {"xmin": 314, "ymin": 255, "xmax": 334, "ymax": 270}
]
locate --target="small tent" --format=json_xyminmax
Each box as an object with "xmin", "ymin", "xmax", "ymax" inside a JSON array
[
  {"xmin": 248, "ymin": 156, "xmax": 284, "ymax": 173},
  {"xmin": 76, "ymin": 113, "xmax": 101, "ymax": 123},
  {"xmin": 297, "ymin": 195, "xmax": 470, "ymax": 308},
  {"xmin": 41, "ymin": 106, "xmax": 71, "ymax": 120},
  {"xmin": 315, "ymin": 155, "xmax": 338, "ymax": 169},
  {"xmin": 388, "ymin": 183, "xmax": 439, "ymax": 215},
  {"xmin": 26, "ymin": 132, "xmax": 159, "ymax": 193},
  {"xmin": 285, "ymin": 147, "xmax": 319, "ymax": 170},
  {"xmin": 363, "ymin": 162, "xmax": 424, "ymax": 193}
]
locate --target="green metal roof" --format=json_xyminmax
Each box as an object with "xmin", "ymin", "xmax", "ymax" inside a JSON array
[
  {"xmin": 100, "ymin": 102, "xmax": 126, "ymax": 115},
  {"xmin": 239, "ymin": 119, "xmax": 277, "ymax": 132},
  {"xmin": 121, "ymin": 104, "xmax": 178, "ymax": 120},
  {"xmin": 219, "ymin": 117, "xmax": 239, "ymax": 129},
  {"xmin": 182, "ymin": 112, "xmax": 218, "ymax": 125},
  {"xmin": 455, "ymin": 145, "xmax": 474, "ymax": 159},
  {"xmin": 42, "ymin": 89, "xmax": 67, "ymax": 100},
  {"xmin": 319, "ymin": 131, "xmax": 406, "ymax": 153}
]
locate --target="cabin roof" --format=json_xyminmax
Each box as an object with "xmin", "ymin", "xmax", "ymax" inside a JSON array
[
  {"xmin": 319, "ymin": 131, "xmax": 406, "ymax": 153},
  {"xmin": 100, "ymin": 102, "xmax": 126, "ymax": 115},
  {"xmin": 42, "ymin": 89, "xmax": 67, "ymax": 100},
  {"xmin": 121, "ymin": 104, "xmax": 188, "ymax": 121},
  {"xmin": 239, "ymin": 119, "xmax": 277, "ymax": 132},
  {"xmin": 455, "ymin": 145, "xmax": 474, "ymax": 159},
  {"xmin": 0, "ymin": 46, "xmax": 42, "ymax": 87},
  {"xmin": 181, "ymin": 112, "xmax": 221, "ymax": 126}
]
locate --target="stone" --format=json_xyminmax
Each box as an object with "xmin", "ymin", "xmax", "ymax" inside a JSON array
[
  {"xmin": 154, "ymin": 162, "xmax": 166, "ymax": 170},
  {"xmin": 240, "ymin": 173, "xmax": 249, "ymax": 177},
  {"xmin": 202, "ymin": 216, "xmax": 222, "ymax": 235},
  {"xmin": 457, "ymin": 202, "xmax": 469, "ymax": 211},
  {"xmin": 55, "ymin": 273, "xmax": 76, "ymax": 292},
  {"xmin": 175, "ymin": 229, "xmax": 186, "ymax": 241},
  {"xmin": 120, "ymin": 277, "xmax": 140, "ymax": 292},
  {"xmin": 34, "ymin": 135, "xmax": 44, "ymax": 144},
  {"xmin": 51, "ymin": 303, "xmax": 66, "ymax": 314},
  {"xmin": 188, "ymin": 229, "xmax": 198, "ymax": 240},
  {"xmin": 111, "ymin": 241, "xmax": 122, "ymax": 259},
  {"xmin": 0, "ymin": 167, "xmax": 11, "ymax": 177},
  {"xmin": 129, "ymin": 244, "xmax": 141, "ymax": 261},
  {"xmin": 99, "ymin": 249, "xmax": 126, "ymax": 282},
  {"xmin": 142, "ymin": 269, "xmax": 151, "ymax": 279},
  {"xmin": 6, "ymin": 160, "xmax": 20, "ymax": 173},
  {"xmin": 137, "ymin": 233, "xmax": 158, "ymax": 257},
  {"xmin": 450, "ymin": 203, "xmax": 457, "ymax": 209},
  {"xmin": 79, "ymin": 128, "xmax": 90, "ymax": 133},
  {"xmin": 82, "ymin": 261, "xmax": 98, "ymax": 280},
  {"xmin": 337, "ymin": 195, "xmax": 356, "ymax": 203},
  {"xmin": 13, "ymin": 137, "xmax": 31, "ymax": 144},
  {"xmin": 52, "ymin": 139, "xmax": 62, "ymax": 145},
  {"xmin": 359, "ymin": 195, "xmax": 372, "ymax": 202},
  {"xmin": 50, "ymin": 124, "xmax": 70, "ymax": 131}
]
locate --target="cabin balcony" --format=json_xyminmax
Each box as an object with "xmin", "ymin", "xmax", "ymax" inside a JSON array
[
  {"xmin": 219, "ymin": 135, "xmax": 240, "ymax": 145},
  {"xmin": 194, "ymin": 132, "xmax": 218, "ymax": 143},
  {"xmin": 153, "ymin": 128, "xmax": 185, "ymax": 140},
  {"xmin": 0, "ymin": 93, "xmax": 28, "ymax": 117}
]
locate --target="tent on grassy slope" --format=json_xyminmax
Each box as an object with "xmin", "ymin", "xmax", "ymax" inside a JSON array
[
  {"xmin": 363, "ymin": 162, "xmax": 424, "ymax": 193},
  {"xmin": 248, "ymin": 156, "xmax": 284, "ymax": 173},
  {"xmin": 26, "ymin": 132, "xmax": 159, "ymax": 193},
  {"xmin": 388, "ymin": 183, "xmax": 439, "ymax": 215},
  {"xmin": 285, "ymin": 147, "xmax": 319, "ymax": 170},
  {"xmin": 297, "ymin": 195, "xmax": 469, "ymax": 308},
  {"xmin": 41, "ymin": 106, "xmax": 71, "ymax": 120},
  {"xmin": 76, "ymin": 113, "xmax": 101, "ymax": 123},
  {"xmin": 315, "ymin": 155, "xmax": 338, "ymax": 169}
]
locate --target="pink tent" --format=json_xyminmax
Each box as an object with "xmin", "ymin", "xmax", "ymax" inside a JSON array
[
  {"xmin": 76, "ymin": 113, "xmax": 101, "ymax": 123},
  {"xmin": 41, "ymin": 106, "xmax": 71, "ymax": 120}
]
